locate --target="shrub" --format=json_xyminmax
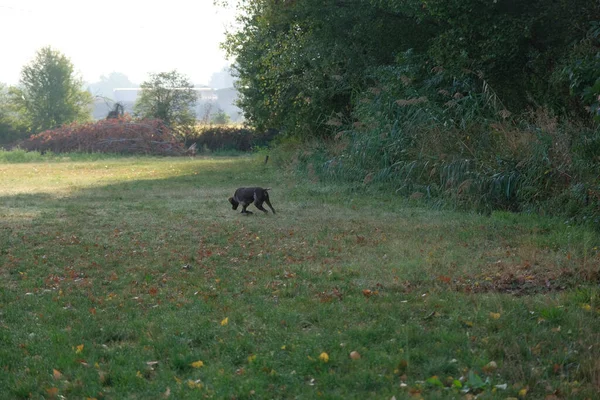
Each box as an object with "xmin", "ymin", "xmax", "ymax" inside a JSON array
[
  {"xmin": 185, "ymin": 126, "xmax": 278, "ymax": 152},
  {"xmin": 278, "ymin": 55, "xmax": 600, "ymax": 228},
  {"xmin": 20, "ymin": 116, "xmax": 184, "ymax": 155}
]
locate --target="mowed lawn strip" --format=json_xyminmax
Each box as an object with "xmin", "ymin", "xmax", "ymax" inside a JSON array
[{"xmin": 0, "ymin": 155, "xmax": 598, "ymax": 399}]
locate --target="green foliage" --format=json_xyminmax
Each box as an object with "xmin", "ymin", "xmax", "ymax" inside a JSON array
[
  {"xmin": 559, "ymin": 22, "xmax": 600, "ymax": 118},
  {"xmin": 224, "ymin": 0, "xmax": 600, "ymax": 136},
  {"xmin": 134, "ymin": 70, "xmax": 197, "ymax": 139},
  {"xmin": 210, "ymin": 109, "xmax": 231, "ymax": 125},
  {"xmin": 185, "ymin": 126, "xmax": 277, "ymax": 152},
  {"xmin": 224, "ymin": 0, "xmax": 435, "ymax": 137},
  {"xmin": 0, "ymin": 83, "xmax": 28, "ymax": 145},
  {"xmin": 9, "ymin": 47, "xmax": 92, "ymax": 133},
  {"xmin": 225, "ymin": 1, "xmax": 600, "ymax": 224}
]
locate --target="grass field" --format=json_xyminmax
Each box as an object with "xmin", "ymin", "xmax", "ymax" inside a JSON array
[{"xmin": 1, "ymin": 154, "xmax": 599, "ymax": 399}]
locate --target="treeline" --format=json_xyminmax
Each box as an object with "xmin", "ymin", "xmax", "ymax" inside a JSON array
[
  {"xmin": 0, "ymin": 47, "xmax": 268, "ymax": 154},
  {"xmin": 225, "ymin": 0, "xmax": 600, "ymax": 225}
]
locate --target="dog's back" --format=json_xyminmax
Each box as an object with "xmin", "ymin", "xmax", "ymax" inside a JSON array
[
  {"xmin": 234, "ymin": 187, "xmax": 270, "ymax": 204},
  {"xmin": 229, "ymin": 187, "xmax": 275, "ymax": 214}
]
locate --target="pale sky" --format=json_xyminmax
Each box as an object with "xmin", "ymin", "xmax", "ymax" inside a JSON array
[{"xmin": 0, "ymin": 0, "xmax": 237, "ymax": 86}]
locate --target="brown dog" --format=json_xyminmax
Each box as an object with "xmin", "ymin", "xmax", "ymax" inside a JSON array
[{"xmin": 228, "ymin": 187, "xmax": 276, "ymax": 215}]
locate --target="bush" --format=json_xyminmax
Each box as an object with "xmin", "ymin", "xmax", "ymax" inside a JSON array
[
  {"xmin": 20, "ymin": 117, "xmax": 184, "ymax": 155},
  {"xmin": 276, "ymin": 55, "xmax": 600, "ymax": 228},
  {"xmin": 185, "ymin": 126, "xmax": 278, "ymax": 152}
]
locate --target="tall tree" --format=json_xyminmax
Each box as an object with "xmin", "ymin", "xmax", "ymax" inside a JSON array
[
  {"xmin": 0, "ymin": 83, "xmax": 24, "ymax": 144},
  {"xmin": 10, "ymin": 47, "xmax": 92, "ymax": 133},
  {"xmin": 223, "ymin": 0, "xmax": 600, "ymax": 136},
  {"xmin": 134, "ymin": 70, "xmax": 197, "ymax": 138},
  {"xmin": 223, "ymin": 0, "xmax": 437, "ymax": 136}
]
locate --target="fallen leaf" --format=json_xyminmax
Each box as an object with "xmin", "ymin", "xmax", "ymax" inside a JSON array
[
  {"xmin": 460, "ymin": 319, "xmax": 474, "ymax": 328},
  {"xmin": 46, "ymin": 387, "xmax": 59, "ymax": 397},
  {"xmin": 489, "ymin": 312, "xmax": 501, "ymax": 320},
  {"xmin": 518, "ymin": 387, "xmax": 528, "ymax": 398},
  {"xmin": 164, "ymin": 387, "xmax": 171, "ymax": 398},
  {"xmin": 319, "ymin": 352, "xmax": 329, "ymax": 362},
  {"xmin": 187, "ymin": 380, "xmax": 201, "ymax": 389},
  {"xmin": 221, "ymin": 317, "xmax": 229, "ymax": 326},
  {"xmin": 350, "ymin": 351, "xmax": 361, "ymax": 360},
  {"xmin": 483, "ymin": 361, "xmax": 497, "ymax": 373},
  {"xmin": 75, "ymin": 344, "xmax": 84, "ymax": 354},
  {"xmin": 248, "ymin": 354, "xmax": 256, "ymax": 363},
  {"xmin": 52, "ymin": 369, "xmax": 62, "ymax": 379},
  {"xmin": 362, "ymin": 289, "xmax": 373, "ymax": 297},
  {"xmin": 136, "ymin": 370, "xmax": 143, "ymax": 378},
  {"xmin": 190, "ymin": 360, "xmax": 204, "ymax": 368}
]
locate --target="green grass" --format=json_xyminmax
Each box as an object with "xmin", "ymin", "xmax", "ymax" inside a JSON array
[{"xmin": 1, "ymin": 154, "xmax": 599, "ymax": 399}]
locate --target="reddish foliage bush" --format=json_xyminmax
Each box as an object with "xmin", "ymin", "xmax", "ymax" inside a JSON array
[{"xmin": 21, "ymin": 117, "xmax": 185, "ymax": 155}]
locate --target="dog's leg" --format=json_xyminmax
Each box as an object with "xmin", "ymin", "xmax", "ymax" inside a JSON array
[
  {"xmin": 254, "ymin": 200, "xmax": 270, "ymax": 214},
  {"xmin": 241, "ymin": 203, "xmax": 253, "ymax": 214},
  {"xmin": 264, "ymin": 198, "xmax": 276, "ymax": 214}
]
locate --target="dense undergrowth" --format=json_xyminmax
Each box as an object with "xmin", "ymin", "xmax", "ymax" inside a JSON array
[{"xmin": 270, "ymin": 60, "xmax": 600, "ymax": 229}]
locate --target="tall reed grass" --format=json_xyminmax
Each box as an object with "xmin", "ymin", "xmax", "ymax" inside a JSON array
[{"xmin": 274, "ymin": 57, "xmax": 600, "ymax": 228}]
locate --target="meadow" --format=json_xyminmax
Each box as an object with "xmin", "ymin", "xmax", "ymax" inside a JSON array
[{"xmin": 0, "ymin": 153, "xmax": 598, "ymax": 399}]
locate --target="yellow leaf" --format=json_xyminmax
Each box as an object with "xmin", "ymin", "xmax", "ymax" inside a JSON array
[
  {"xmin": 187, "ymin": 379, "xmax": 203, "ymax": 389},
  {"xmin": 581, "ymin": 303, "xmax": 592, "ymax": 311},
  {"xmin": 221, "ymin": 317, "xmax": 229, "ymax": 326},
  {"xmin": 174, "ymin": 376, "xmax": 182, "ymax": 384},
  {"xmin": 190, "ymin": 360, "xmax": 204, "ymax": 368},
  {"xmin": 518, "ymin": 387, "xmax": 528, "ymax": 398},
  {"xmin": 136, "ymin": 370, "xmax": 143, "ymax": 378},
  {"xmin": 319, "ymin": 352, "xmax": 329, "ymax": 363},
  {"xmin": 281, "ymin": 345, "xmax": 286, "ymax": 350},
  {"xmin": 52, "ymin": 369, "xmax": 62, "ymax": 379},
  {"xmin": 75, "ymin": 344, "xmax": 84, "ymax": 354},
  {"xmin": 248, "ymin": 354, "xmax": 256, "ymax": 363},
  {"xmin": 489, "ymin": 312, "xmax": 501, "ymax": 320}
]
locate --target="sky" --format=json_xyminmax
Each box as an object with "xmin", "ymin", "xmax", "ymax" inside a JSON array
[{"xmin": 0, "ymin": 0, "xmax": 237, "ymax": 86}]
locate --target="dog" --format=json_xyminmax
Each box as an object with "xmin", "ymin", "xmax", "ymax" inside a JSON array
[{"xmin": 229, "ymin": 187, "xmax": 276, "ymax": 215}]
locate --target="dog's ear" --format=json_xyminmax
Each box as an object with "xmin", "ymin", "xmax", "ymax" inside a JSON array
[
  {"xmin": 228, "ymin": 197, "xmax": 239, "ymax": 210},
  {"xmin": 264, "ymin": 188, "xmax": 271, "ymax": 192}
]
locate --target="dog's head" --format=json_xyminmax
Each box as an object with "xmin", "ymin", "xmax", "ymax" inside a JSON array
[{"xmin": 228, "ymin": 196, "xmax": 239, "ymax": 210}]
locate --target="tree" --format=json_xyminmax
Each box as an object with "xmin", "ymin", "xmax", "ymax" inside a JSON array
[
  {"xmin": 134, "ymin": 70, "xmax": 197, "ymax": 138},
  {"xmin": 223, "ymin": 0, "xmax": 600, "ymax": 137},
  {"xmin": 0, "ymin": 83, "xmax": 25, "ymax": 145},
  {"xmin": 211, "ymin": 108, "xmax": 231, "ymax": 125},
  {"xmin": 10, "ymin": 47, "xmax": 92, "ymax": 133},
  {"xmin": 223, "ymin": 0, "xmax": 436, "ymax": 137}
]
